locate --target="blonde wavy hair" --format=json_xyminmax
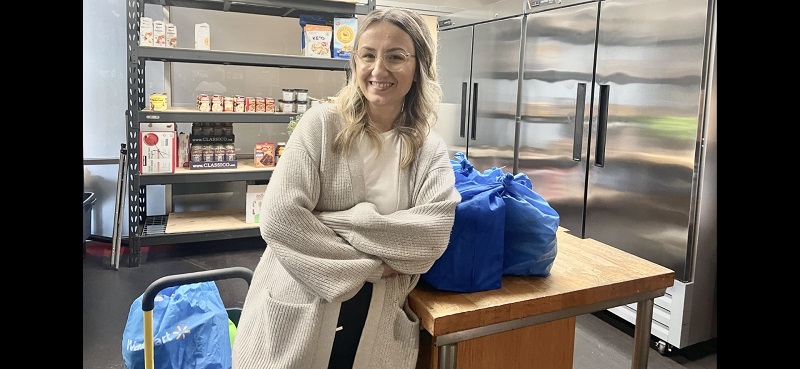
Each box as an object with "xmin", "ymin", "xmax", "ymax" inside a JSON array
[{"xmin": 333, "ymin": 8, "xmax": 442, "ymax": 169}]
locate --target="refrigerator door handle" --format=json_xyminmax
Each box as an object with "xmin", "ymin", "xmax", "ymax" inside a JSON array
[
  {"xmin": 460, "ymin": 82, "xmax": 468, "ymax": 138},
  {"xmin": 470, "ymin": 82, "xmax": 479, "ymax": 140},
  {"xmin": 572, "ymin": 83, "xmax": 587, "ymax": 161},
  {"xmin": 594, "ymin": 84, "xmax": 610, "ymax": 167}
]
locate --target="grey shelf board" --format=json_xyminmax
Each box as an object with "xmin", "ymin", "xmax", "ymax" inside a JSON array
[
  {"xmin": 137, "ymin": 227, "xmax": 261, "ymax": 246},
  {"xmin": 144, "ymin": 0, "xmax": 372, "ymax": 18},
  {"xmin": 137, "ymin": 110, "xmax": 296, "ymax": 123},
  {"xmin": 137, "ymin": 169, "xmax": 272, "ymax": 185},
  {"xmin": 137, "ymin": 46, "xmax": 352, "ymax": 70}
]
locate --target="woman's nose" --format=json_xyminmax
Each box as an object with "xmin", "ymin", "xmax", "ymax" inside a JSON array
[{"xmin": 371, "ymin": 57, "xmax": 390, "ymax": 74}]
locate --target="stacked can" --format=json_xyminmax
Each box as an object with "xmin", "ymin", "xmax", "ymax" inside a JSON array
[
  {"xmin": 295, "ymin": 89, "xmax": 308, "ymax": 113},
  {"xmin": 278, "ymin": 88, "xmax": 295, "ymax": 113}
]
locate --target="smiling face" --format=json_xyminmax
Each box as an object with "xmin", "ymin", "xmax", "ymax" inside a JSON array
[{"xmin": 355, "ymin": 21, "xmax": 416, "ymax": 120}]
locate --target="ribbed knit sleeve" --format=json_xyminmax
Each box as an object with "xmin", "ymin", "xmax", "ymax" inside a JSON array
[
  {"xmin": 259, "ymin": 106, "xmax": 383, "ymax": 303},
  {"xmin": 316, "ymin": 135, "xmax": 461, "ymax": 275}
]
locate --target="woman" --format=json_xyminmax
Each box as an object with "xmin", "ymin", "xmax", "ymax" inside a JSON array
[{"xmin": 232, "ymin": 8, "xmax": 460, "ymax": 369}]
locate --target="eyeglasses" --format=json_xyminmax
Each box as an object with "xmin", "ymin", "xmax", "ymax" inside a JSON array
[{"xmin": 355, "ymin": 49, "xmax": 415, "ymax": 72}]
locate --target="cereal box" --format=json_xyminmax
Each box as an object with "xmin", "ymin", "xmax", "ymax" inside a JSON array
[
  {"xmin": 303, "ymin": 25, "xmax": 332, "ymax": 58},
  {"xmin": 333, "ymin": 18, "xmax": 357, "ymax": 59}
]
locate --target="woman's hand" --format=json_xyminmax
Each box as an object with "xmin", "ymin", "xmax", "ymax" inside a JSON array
[{"xmin": 382, "ymin": 263, "xmax": 397, "ymax": 277}]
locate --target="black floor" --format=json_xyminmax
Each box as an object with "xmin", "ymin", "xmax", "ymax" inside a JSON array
[{"xmin": 83, "ymin": 239, "xmax": 717, "ymax": 369}]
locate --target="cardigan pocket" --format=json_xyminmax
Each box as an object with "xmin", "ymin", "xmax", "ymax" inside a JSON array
[
  {"xmin": 390, "ymin": 300, "xmax": 421, "ymax": 368},
  {"xmin": 245, "ymin": 290, "xmax": 323, "ymax": 366}
]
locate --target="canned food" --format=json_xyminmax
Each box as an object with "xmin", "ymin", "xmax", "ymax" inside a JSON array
[
  {"xmin": 225, "ymin": 143, "xmax": 236, "ymax": 161},
  {"xmin": 279, "ymin": 100, "xmax": 295, "ymax": 113},
  {"xmin": 255, "ymin": 98, "xmax": 266, "ymax": 112},
  {"xmin": 222, "ymin": 122, "xmax": 233, "ymax": 136},
  {"xmin": 210, "ymin": 122, "xmax": 221, "ymax": 136},
  {"xmin": 213, "ymin": 143, "xmax": 226, "ymax": 161},
  {"xmin": 150, "ymin": 93, "xmax": 168, "ymax": 111},
  {"xmin": 295, "ymin": 89, "xmax": 308, "ymax": 102},
  {"xmin": 296, "ymin": 101, "xmax": 308, "ymax": 114},
  {"xmin": 282, "ymin": 88, "xmax": 295, "ymax": 102},
  {"xmin": 190, "ymin": 144, "xmax": 203, "ymax": 162},
  {"xmin": 201, "ymin": 123, "xmax": 214, "ymax": 136},
  {"xmin": 202, "ymin": 144, "xmax": 214, "ymax": 162}
]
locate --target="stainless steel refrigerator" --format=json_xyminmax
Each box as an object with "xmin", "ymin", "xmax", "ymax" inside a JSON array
[
  {"xmin": 435, "ymin": 0, "xmax": 717, "ymax": 352},
  {"xmin": 435, "ymin": 1, "xmax": 526, "ymax": 172}
]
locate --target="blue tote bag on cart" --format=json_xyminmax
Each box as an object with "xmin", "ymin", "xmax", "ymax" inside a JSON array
[{"xmin": 122, "ymin": 281, "xmax": 232, "ymax": 369}]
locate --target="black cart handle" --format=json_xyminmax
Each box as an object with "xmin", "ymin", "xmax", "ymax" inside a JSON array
[{"xmin": 141, "ymin": 266, "xmax": 254, "ymax": 311}]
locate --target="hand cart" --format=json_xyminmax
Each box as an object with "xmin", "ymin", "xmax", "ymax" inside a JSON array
[{"xmin": 138, "ymin": 267, "xmax": 253, "ymax": 369}]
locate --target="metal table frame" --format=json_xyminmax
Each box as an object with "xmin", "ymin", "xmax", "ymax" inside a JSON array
[{"xmin": 434, "ymin": 292, "xmax": 661, "ymax": 369}]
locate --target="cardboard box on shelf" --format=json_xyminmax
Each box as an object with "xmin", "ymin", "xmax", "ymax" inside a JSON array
[
  {"xmin": 140, "ymin": 17, "xmax": 154, "ymax": 46},
  {"xmin": 140, "ymin": 122, "xmax": 176, "ymax": 132},
  {"xmin": 254, "ymin": 142, "xmax": 276, "ymax": 168},
  {"xmin": 140, "ymin": 123, "xmax": 177, "ymax": 173},
  {"xmin": 246, "ymin": 185, "xmax": 268, "ymax": 224},
  {"xmin": 178, "ymin": 132, "xmax": 190, "ymax": 168},
  {"xmin": 333, "ymin": 18, "xmax": 357, "ymax": 59},
  {"xmin": 140, "ymin": 131, "xmax": 176, "ymax": 173},
  {"xmin": 154, "ymin": 20, "xmax": 166, "ymax": 47},
  {"xmin": 166, "ymin": 23, "xmax": 178, "ymax": 48},
  {"xmin": 195, "ymin": 23, "xmax": 210, "ymax": 50}
]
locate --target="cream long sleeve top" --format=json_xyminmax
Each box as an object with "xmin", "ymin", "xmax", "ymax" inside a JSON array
[{"xmin": 232, "ymin": 103, "xmax": 460, "ymax": 369}]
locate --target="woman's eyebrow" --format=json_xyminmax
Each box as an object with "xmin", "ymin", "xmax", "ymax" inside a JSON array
[{"xmin": 358, "ymin": 45, "xmax": 411, "ymax": 53}]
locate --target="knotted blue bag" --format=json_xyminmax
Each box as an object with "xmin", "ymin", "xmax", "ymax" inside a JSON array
[
  {"xmin": 499, "ymin": 172, "xmax": 560, "ymax": 276},
  {"xmin": 421, "ymin": 153, "xmax": 506, "ymax": 293},
  {"xmin": 122, "ymin": 281, "xmax": 232, "ymax": 369}
]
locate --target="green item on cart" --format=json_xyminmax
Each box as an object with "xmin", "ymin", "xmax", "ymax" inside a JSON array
[{"xmin": 228, "ymin": 318, "xmax": 237, "ymax": 347}]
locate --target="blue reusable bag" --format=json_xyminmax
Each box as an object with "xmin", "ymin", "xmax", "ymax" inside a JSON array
[
  {"xmin": 422, "ymin": 180, "xmax": 505, "ymax": 292},
  {"xmin": 499, "ymin": 173, "xmax": 560, "ymax": 276},
  {"xmin": 451, "ymin": 152, "xmax": 505, "ymax": 185},
  {"xmin": 122, "ymin": 281, "xmax": 232, "ymax": 369}
]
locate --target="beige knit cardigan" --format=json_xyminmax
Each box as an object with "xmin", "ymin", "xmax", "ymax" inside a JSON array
[{"xmin": 232, "ymin": 103, "xmax": 460, "ymax": 369}]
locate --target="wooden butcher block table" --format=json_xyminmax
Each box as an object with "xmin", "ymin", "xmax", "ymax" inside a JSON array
[{"xmin": 410, "ymin": 227, "xmax": 675, "ymax": 369}]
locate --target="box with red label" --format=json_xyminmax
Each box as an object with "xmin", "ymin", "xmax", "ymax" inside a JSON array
[
  {"xmin": 254, "ymin": 142, "xmax": 276, "ymax": 168},
  {"xmin": 139, "ymin": 123, "xmax": 177, "ymax": 173}
]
